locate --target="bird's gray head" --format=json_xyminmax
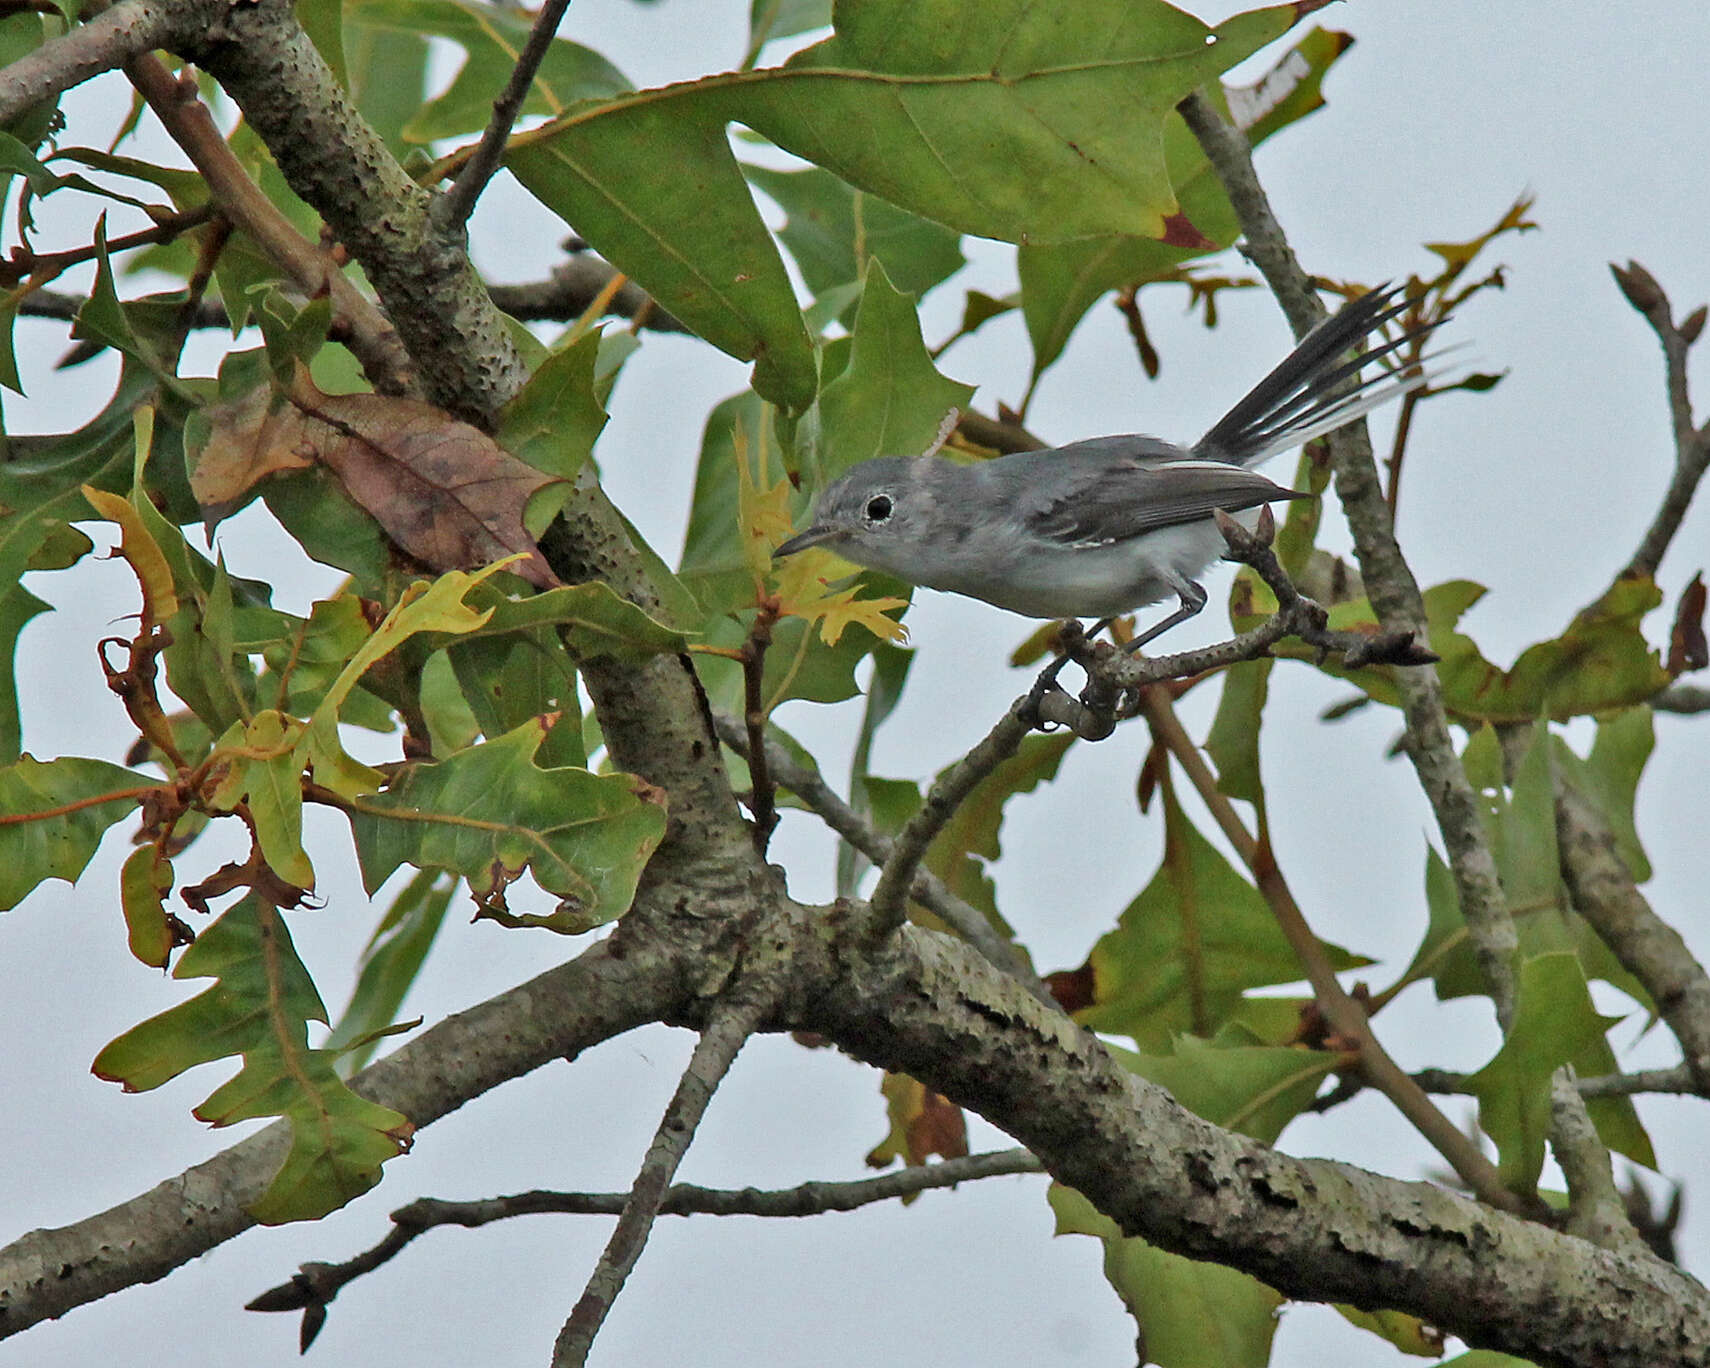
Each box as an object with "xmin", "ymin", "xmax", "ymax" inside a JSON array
[{"xmin": 772, "ymin": 457, "xmax": 942, "ymax": 579}]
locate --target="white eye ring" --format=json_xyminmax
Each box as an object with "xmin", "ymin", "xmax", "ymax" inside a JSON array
[{"xmin": 864, "ymin": 493, "xmax": 894, "ymax": 523}]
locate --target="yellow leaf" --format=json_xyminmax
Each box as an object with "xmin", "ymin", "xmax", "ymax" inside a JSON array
[
  {"xmin": 81, "ymin": 484, "xmax": 180, "ymax": 627},
  {"xmin": 293, "ymin": 561, "xmax": 510, "ymax": 797},
  {"xmin": 732, "ymin": 414, "xmax": 795, "ymax": 583},
  {"xmin": 814, "ymin": 587, "xmax": 909, "ymax": 647}
]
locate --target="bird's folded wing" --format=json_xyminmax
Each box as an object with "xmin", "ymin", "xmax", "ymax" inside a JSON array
[{"xmin": 1022, "ymin": 460, "xmax": 1308, "ymax": 548}]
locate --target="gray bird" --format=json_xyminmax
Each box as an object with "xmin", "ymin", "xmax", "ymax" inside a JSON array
[{"xmin": 774, "ymin": 286, "xmax": 1437, "ymax": 653}]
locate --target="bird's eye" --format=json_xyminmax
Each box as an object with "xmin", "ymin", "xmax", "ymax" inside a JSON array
[{"xmin": 864, "ymin": 494, "xmax": 894, "ymax": 523}]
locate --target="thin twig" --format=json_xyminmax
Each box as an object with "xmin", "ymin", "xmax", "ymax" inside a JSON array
[
  {"xmin": 249, "ymin": 1148, "xmax": 1043, "ymax": 1348},
  {"xmin": 1311, "ymin": 1064, "xmax": 1705, "ymax": 1115},
  {"xmin": 1653, "ymin": 682, "xmax": 1710, "ymax": 714},
  {"xmin": 738, "ymin": 605, "xmax": 781, "ymax": 856},
  {"xmin": 552, "ymin": 992, "xmax": 768, "ymax": 1367},
  {"xmin": 0, "ymin": 0, "xmax": 183, "ymax": 125},
  {"xmin": 1555, "ymin": 774, "xmax": 1710, "ymax": 1091},
  {"xmin": 124, "ymin": 54, "xmax": 416, "ymax": 395},
  {"xmin": 0, "ymin": 204, "xmax": 215, "ymax": 288},
  {"xmin": 1138, "ymin": 686, "xmax": 1530, "ymax": 1216},
  {"xmin": 865, "ymin": 700, "xmax": 1033, "ymax": 941},
  {"xmin": 437, "ymin": 0, "xmax": 574, "ymax": 229},
  {"xmin": 709, "ymin": 709, "xmax": 1056, "ymax": 1005},
  {"xmin": 1032, "ymin": 509, "xmax": 1434, "ymax": 743},
  {"xmin": 1609, "ymin": 261, "xmax": 1710, "ymax": 581}
]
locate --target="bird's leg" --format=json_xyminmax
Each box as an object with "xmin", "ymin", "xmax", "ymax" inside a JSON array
[{"xmin": 1121, "ymin": 581, "xmax": 1208, "ymax": 655}]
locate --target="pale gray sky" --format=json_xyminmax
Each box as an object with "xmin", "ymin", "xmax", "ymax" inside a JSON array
[{"xmin": 5, "ymin": 4, "xmax": 1708, "ymax": 1365}]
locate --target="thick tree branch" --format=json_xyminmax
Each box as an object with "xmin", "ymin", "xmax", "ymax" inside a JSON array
[
  {"xmin": 798, "ymin": 921, "xmax": 1710, "ymax": 1368},
  {"xmin": 0, "ymin": 938, "xmax": 683, "ymax": 1340}
]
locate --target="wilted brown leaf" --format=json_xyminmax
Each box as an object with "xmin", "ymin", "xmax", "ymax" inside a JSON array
[
  {"xmin": 866, "ymin": 1072, "xmax": 969, "ymax": 1183},
  {"xmin": 1668, "ymin": 572, "xmax": 1707, "ymax": 675},
  {"xmin": 192, "ymin": 370, "xmax": 563, "ymax": 588}
]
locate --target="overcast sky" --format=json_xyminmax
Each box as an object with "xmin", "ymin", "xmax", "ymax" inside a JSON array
[{"xmin": 6, "ymin": 3, "xmax": 1709, "ymax": 1366}]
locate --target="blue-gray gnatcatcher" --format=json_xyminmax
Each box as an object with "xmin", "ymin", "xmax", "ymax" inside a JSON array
[{"xmin": 774, "ymin": 286, "xmax": 1435, "ymax": 653}]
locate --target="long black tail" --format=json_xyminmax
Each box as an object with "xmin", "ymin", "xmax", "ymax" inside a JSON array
[{"xmin": 1192, "ymin": 285, "xmax": 1441, "ymax": 466}]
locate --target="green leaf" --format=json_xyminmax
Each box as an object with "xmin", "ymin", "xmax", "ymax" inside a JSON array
[
  {"xmin": 1049, "ymin": 1184, "xmax": 1282, "ymax": 1368},
  {"xmin": 746, "ymin": 0, "xmax": 830, "ymax": 56},
  {"xmin": 1436, "ymin": 1354, "xmax": 1538, "ymax": 1368},
  {"xmin": 346, "ymin": 0, "xmax": 630, "ymax": 144},
  {"xmin": 262, "ymin": 468, "xmax": 393, "ymax": 598},
  {"xmin": 498, "ymin": 331, "xmax": 610, "ymax": 483},
  {"xmin": 0, "ymin": 755, "xmax": 152, "ymax": 909},
  {"xmin": 446, "ymin": 579, "xmax": 687, "ymax": 662},
  {"xmin": 345, "ymin": 0, "xmax": 428, "ymax": 151},
  {"xmin": 91, "ymin": 895, "xmax": 412, "ymax": 1223},
  {"xmin": 296, "ymin": 563, "xmax": 509, "ymax": 797},
  {"xmin": 1109, "ymin": 1032, "xmax": 1339, "ymax": 1145},
  {"xmin": 325, "ymin": 869, "xmax": 455, "ymax": 1073},
  {"xmin": 1464, "ymin": 952, "xmax": 1627, "ymax": 1193},
  {"xmin": 1553, "ymin": 705, "xmax": 1653, "ymax": 883},
  {"xmin": 836, "ymin": 640, "xmax": 914, "ymax": 896},
  {"xmin": 446, "ymin": 629, "xmax": 585, "ymax": 765},
  {"xmin": 1331, "ymin": 1305, "xmax": 1443, "ymax": 1358},
  {"xmin": 72, "ymin": 219, "xmax": 169, "ymax": 377},
  {"xmin": 507, "ymin": 105, "xmax": 818, "ymax": 412},
  {"xmin": 814, "ymin": 259, "xmax": 976, "ymax": 483},
  {"xmin": 347, "ymin": 718, "xmax": 667, "ymax": 932},
  {"xmin": 220, "ymin": 711, "xmax": 313, "ymax": 889},
  {"xmin": 1081, "ymin": 786, "xmax": 1368, "ymax": 1049},
  {"xmin": 509, "ymin": 1, "xmax": 1300, "ymax": 411},
  {"xmin": 1270, "ymin": 579, "xmax": 1674, "ymax": 725},
  {"xmin": 0, "ymin": 582, "xmax": 49, "ymax": 763},
  {"xmin": 258, "ymin": 593, "xmax": 375, "ymax": 717},
  {"xmin": 119, "ymin": 845, "xmax": 176, "ymax": 969},
  {"xmin": 921, "ymin": 732, "xmax": 1072, "ymax": 939},
  {"xmin": 1018, "ymin": 27, "xmax": 1349, "ymax": 380},
  {"xmin": 679, "ymin": 390, "xmax": 781, "ymax": 616},
  {"xmin": 743, "ymin": 162, "xmax": 964, "ymax": 315},
  {"xmin": 0, "ymin": 363, "xmax": 150, "ymax": 601},
  {"xmin": 1204, "ymin": 656, "xmax": 1272, "ymax": 808},
  {"xmin": 296, "ymin": 0, "xmax": 347, "ymax": 87}
]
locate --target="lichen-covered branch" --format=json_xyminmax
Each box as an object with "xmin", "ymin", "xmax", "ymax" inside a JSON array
[{"xmin": 799, "ymin": 922, "xmax": 1710, "ymax": 1368}]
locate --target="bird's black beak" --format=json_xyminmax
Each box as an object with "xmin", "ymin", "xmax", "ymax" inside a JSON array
[{"xmin": 773, "ymin": 525, "xmax": 840, "ymax": 559}]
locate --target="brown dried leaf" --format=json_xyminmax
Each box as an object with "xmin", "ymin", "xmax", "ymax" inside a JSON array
[
  {"xmin": 194, "ymin": 371, "xmax": 564, "ymax": 588},
  {"xmin": 866, "ymin": 1072, "xmax": 968, "ymax": 1178},
  {"xmin": 1668, "ymin": 572, "xmax": 1707, "ymax": 675},
  {"xmin": 191, "ymin": 388, "xmax": 316, "ymax": 526}
]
